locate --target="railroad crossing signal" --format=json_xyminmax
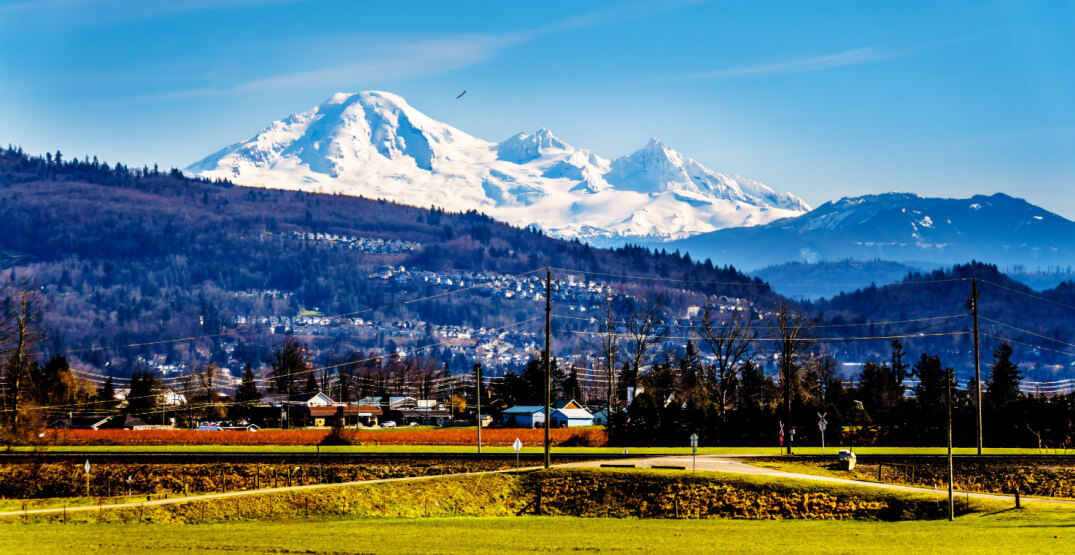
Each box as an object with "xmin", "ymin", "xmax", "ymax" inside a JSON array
[
  {"xmin": 689, "ymin": 433, "xmax": 699, "ymax": 472},
  {"xmin": 818, "ymin": 412, "xmax": 828, "ymax": 455}
]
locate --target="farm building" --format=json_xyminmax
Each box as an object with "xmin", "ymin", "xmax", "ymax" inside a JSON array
[
  {"xmin": 500, "ymin": 405, "xmax": 546, "ymax": 428},
  {"xmin": 551, "ymin": 400, "xmax": 594, "ymax": 427}
]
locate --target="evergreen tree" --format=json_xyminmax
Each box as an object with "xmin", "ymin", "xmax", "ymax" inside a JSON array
[
  {"xmin": 97, "ymin": 376, "xmax": 116, "ymax": 407},
  {"xmin": 271, "ymin": 335, "xmax": 309, "ymax": 395},
  {"xmin": 678, "ymin": 341, "xmax": 703, "ymax": 392},
  {"xmin": 913, "ymin": 354, "xmax": 949, "ymax": 409},
  {"xmin": 986, "ymin": 342, "xmax": 1021, "ymax": 408},
  {"xmin": 561, "ymin": 366, "xmax": 582, "ymax": 402},
  {"xmin": 125, "ymin": 368, "xmax": 159, "ymax": 416},
  {"xmin": 235, "ymin": 363, "xmax": 261, "ymax": 404}
]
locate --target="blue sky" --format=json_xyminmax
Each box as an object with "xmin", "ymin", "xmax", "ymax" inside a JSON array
[{"xmin": 2, "ymin": 0, "xmax": 1073, "ymax": 217}]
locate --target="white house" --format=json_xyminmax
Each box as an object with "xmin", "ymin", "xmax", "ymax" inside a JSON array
[
  {"xmin": 301, "ymin": 391, "xmax": 336, "ymax": 407},
  {"xmin": 551, "ymin": 400, "xmax": 594, "ymax": 427}
]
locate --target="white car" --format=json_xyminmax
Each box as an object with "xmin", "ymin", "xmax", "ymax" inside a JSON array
[{"xmin": 381, "ymin": 421, "xmax": 397, "ymax": 428}]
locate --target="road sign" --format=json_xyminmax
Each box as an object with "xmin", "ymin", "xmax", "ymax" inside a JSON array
[
  {"xmin": 689, "ymin": 433, "xmax": 699, "ymax": 448},
  {"xmin": 778, "ymin": 421, "xmax": 784, "ymax": 447},
  {"xmin": 84, "ymin": 460, "xmax": 90, "ymax": 474},
  {"xmin": 512, "ymin": 438, "xmax": 523, "ymax": 453}
]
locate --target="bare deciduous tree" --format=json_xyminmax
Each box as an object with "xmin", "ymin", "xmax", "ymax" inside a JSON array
[
  {"xmin": 768, "ymin": 302, "xmax": 816, "ymax": 454},
  {"xmin": 596, "ymin": 292, "xmax": 623, "ymax": 410},
  {"xmin": 1, "ymin": 280, "xmax": 46, "ymax": 435},
  {"xmin": 622, "ymin": 294, "xmax": 668, "ymax": 402},
  {"xmin": 699, "ymin": 300, "xmax": 757, "ymax": 415}
]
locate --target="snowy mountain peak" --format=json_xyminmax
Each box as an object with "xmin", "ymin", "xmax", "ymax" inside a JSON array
[
  {"xmin": 496, "ymin": 128, "xmax": 575, "ymax": 164},
  {"xmin": 187, "ymin": 91, "xmax": 809, "ymax": 245}
]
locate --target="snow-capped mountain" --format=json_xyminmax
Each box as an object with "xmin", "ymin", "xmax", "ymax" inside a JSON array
[
  {"xmin": 668, "ymin": 192, "xmax": 1075, "ymax": 270},
  {"xmin": 187, "ymin": 91, "xmax": 808, "ymax": 243}
]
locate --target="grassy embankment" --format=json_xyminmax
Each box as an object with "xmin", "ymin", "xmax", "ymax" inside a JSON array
[
  {"xmin": 0, "ymin": 468, "xmax": 982, "ymax": 524},
  {"xmin": 0, "ymin": 469, "xmax": 1071, "ymax": 553},
  {"xmin": 0, "ymin": 458, "xmax": 514, "ymax": 500},
  {"xmin": 752, "ymin": 458, "xmax": 1075, "ymax": 499}
]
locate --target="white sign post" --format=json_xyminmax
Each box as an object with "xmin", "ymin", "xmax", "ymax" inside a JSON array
[
  {"xmin": 689, "ymin": 433, "xmax": 699, "ymax": 473},
  {"xmin": 83, "ymin": 460, "xmax": 91, "ymax": 498},
  {"xmin": 818, "ymin": 412, "xmax": 828, "ymax": 455},
  {"xmin": 512, "ymin": 437, "xmax": 523, "ymax": 472}
]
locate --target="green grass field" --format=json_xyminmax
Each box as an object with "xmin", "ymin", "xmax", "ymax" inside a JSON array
[
  {"xmin": 1, "ymin": 466, "xmax": 1073, "ymax": 553},
  {"xmin": 1, "ymin": 509, "xmax": 1072, "ymax": 554}
]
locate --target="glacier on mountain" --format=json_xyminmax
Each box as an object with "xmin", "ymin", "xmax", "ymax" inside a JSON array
[{"xmin": 187, "ymin": 91, "xmax": 809, "ymax": 244}]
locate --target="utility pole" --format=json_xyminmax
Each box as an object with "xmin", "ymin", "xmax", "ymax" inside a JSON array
[
  {"xmin": 475, "ymin": 362, "xmax": 482, "ymax": 454},
  {"xmin": 968, "ymin": 278, "xmax": 982, "ymax": 455},
  {"xmin": 544, "ymin": 268, "xmax": 552, "ymax": 469},
  {"xmin": 947, "ymin": 367, "xmax": 955, "ymax": 521}
]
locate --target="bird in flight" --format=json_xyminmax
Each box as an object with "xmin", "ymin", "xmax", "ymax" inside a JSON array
[{"xmin": 456, "ymin": 90, "xmax": 467, "ymax": 99}]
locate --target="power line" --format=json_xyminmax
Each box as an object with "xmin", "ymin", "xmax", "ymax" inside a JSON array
[
  {"xmin": 58, "ymin": 265, "xmax": 548, "ymax": 358},
  {"xmin": 553, "ymin": 312, "xmax": 968, "ymax": 330},
  {"xmin": 981, "ymin": 332, "xmax": 1075, "ymax": 358},
  {"xmin": 550, "ymin": 266, "xmax": 968, "ymax": 288},
  {"xmin": 9, "ymin": 316, "xmax": 545, "ymax": 414},
  {"xmin": 978, "ymin": 315, "xmax": 1075, "ymax": 350},
  {"xmin": 979, "ymin": 279, "xmax": 1075, "ymax": 312},
  {"xmin": 553, "ymin": 328, "xmax": 970, "ymax": 342}
]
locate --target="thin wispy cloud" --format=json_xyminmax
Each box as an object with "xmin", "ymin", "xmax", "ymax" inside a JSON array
[
  {"xmin": 151, "ymin": 35, "xmax": 514, "ymax": 101},
  {"xmin": 679, "ymin": 47, "xmax": 901, "ymax": 80},
  {"xmin": 134, "ymin": 33, "xmax": 524, "ymax": 102},
  {"xmin": 0, "ymin": 0, "xmax": 300, "ymax": 20},
  {"xmin": 137, "ymin": 1, "xmax": 710, "ymax": 101}
]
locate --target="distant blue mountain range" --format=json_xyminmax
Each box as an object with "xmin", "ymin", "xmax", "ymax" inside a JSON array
[{"xmin": 667, "ymin": 192, "xmax": 1075, "ymax": 271}]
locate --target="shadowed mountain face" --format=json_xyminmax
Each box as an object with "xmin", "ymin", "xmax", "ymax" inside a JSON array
[
  {"xmin": 667, "ymin": 192, "xmax": 1075, "ymax": 271},
  {"xmin": 187, "ymin": 91, "xmax": 808, "ymax": 245}
]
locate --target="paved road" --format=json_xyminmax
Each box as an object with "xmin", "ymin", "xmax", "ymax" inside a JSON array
[{"xmin": 566, "ymin": 455, "xmax": 1075, "ymax": 506}]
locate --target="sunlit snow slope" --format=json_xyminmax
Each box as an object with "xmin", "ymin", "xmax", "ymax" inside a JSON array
[{"xmin": 187, "ymin": 91, "xmax": 809, "ymax": 244}]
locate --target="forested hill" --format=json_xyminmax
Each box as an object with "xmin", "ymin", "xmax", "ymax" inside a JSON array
[
  {"xmin": 806, "ymin": 262, "xmax": 1075, "ymax": 374},
  {"xmin": 0, "ymin": 147, "xmax": 778, "ymax": 372}
]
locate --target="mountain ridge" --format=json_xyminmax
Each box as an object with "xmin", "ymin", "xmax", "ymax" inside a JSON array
[
  {"xmin": 187, "ymin": 91, "xmax": 809, "ymax": 244},
  {"xmin": 667, "ymin": 191, "xmax": 1075, "ymax": 270}
]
